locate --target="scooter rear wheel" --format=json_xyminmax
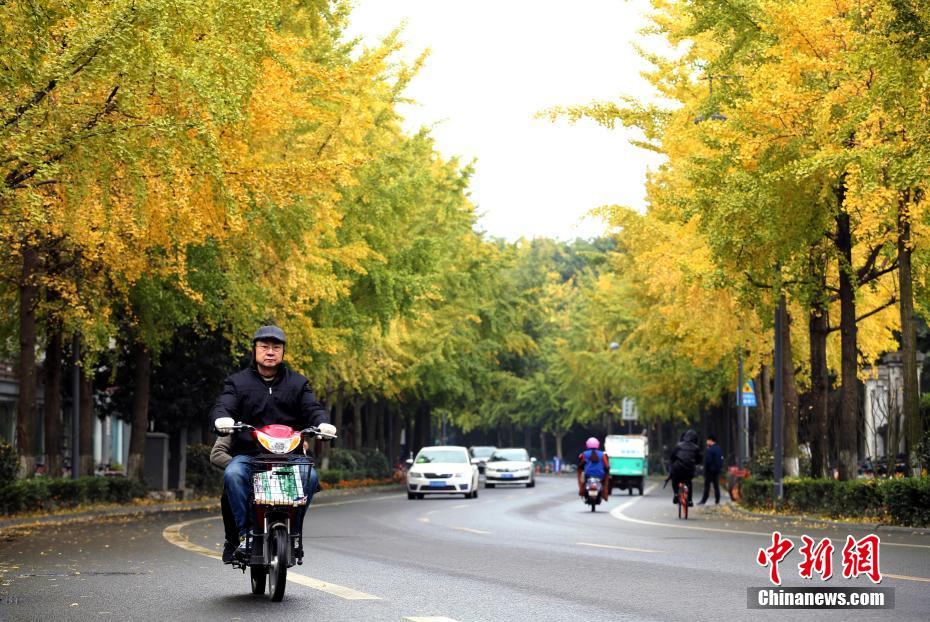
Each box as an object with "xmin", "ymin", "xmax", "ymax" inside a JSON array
[
  {"xmin": 268, "ymin": 526, "xmax": 288, "ymax": 602},
  {"xmin": 250, "ymin": 565, "xmax": 266, "ymax": 595}
]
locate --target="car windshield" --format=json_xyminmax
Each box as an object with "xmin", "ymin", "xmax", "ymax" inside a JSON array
[
  {"xmin": 470, "ymin": 447, "xmax": 496, "ymax": 459},
  {"xmin": 489, "ymin": 449, "xmax": 529, "ymax": 462},
  {"xmin": 415, "ymin": 449, "xmax": 468, "ymax": 464}
]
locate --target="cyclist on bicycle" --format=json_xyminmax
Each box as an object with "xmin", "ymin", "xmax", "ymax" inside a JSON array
[
  {"xmin": 577, "ymin": 437, "xmax": 610, "ymax": 501},
  {"xmin": 668, "ymin": 429, "xmax": 701, "ymax": 507}
]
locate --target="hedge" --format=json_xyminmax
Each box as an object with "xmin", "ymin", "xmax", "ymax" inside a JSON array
[
  {"xmin": 741, "ymin": 476, "xmax": 930, "ymax": 527},
  {"xmin": 0, "ymin": 476, "xmax": 148, "ymax": 515}
]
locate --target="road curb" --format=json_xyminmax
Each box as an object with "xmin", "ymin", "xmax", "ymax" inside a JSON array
[
  {"xmin": 0, "ymin": 483, "xmax": 404, "ymax": 532},
  {"xmin": 725, "ymin": 503, "xmax": 930, "ymax": 536}
]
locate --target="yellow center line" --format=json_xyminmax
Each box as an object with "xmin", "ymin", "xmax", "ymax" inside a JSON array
[
  {"xmin": 162, "ymin": 517, "xmax": 380, "ymax": 600},
  {"xmin": 576, "ymin": 541, "xmax": 660, "ymax": 554},
  {"xmin": 884, "ymin": 573, "xmax": 930, "ymax": 583}
]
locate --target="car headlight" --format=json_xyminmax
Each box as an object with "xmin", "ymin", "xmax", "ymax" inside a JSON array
[{"xmin": 408, "ymin": 472, "xmax": 424, "ymax": 480}]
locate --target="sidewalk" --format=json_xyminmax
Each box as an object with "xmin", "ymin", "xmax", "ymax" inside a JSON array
[{"xmin": 0, "ymin": 483, "xmax": 404, "ymax": 532}]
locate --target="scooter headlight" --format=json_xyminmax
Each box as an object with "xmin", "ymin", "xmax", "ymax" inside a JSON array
[{"xmin": 256, "ymin": 430, "xmax": 301, "ymax": 454}]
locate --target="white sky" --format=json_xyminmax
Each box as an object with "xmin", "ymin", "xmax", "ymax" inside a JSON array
[{"xmin": 344, "ymin": 0, "xmax": 665, "ymax": 242}]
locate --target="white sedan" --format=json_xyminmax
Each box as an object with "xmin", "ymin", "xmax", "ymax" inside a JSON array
[
  {"xmin": 484, "ymin": 448, "xmax": 536, "ymax": 488},
  {"xmin": 407, "ymin": 446, "xmax": 480, "ymax": 499}
]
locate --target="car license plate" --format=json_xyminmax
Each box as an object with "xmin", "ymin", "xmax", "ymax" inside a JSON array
[
  {"xmin": 502, "ymin": 473, "xmax": 514, "ymax": 478},
  {"xmin": 429, "ymin": 480, "xmax": 446, "ymax": 487}
]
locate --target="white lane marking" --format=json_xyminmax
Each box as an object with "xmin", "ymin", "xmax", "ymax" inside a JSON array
[
  {"xmin": 453, "ymin": 527, "xmax": 491, "ymax": 535},
  {"xmin": 450, "ymin": 504, "xmax": 468, "ymax": 509},
  {"xmin": 418, "ymin": 517, "xmax": 431, "ymax": 524},
  {"xmin": 576, "ymin": 541, "xmax": 660, "ymax": 554},
  {"xmin": 611, "ymin": 485, "xmax": 930, "ymax": 550},
  {"xmin": 406, "ymin": 618, "xmax": 461, "ymax": 622},
  {"xmin": 162, "ymin": 517, "xmax": 380, "ymax": 600}
]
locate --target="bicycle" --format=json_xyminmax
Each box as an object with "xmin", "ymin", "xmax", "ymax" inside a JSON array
[{"xmin": 677, "ymin": 482, "xmax": 689, "ymax": 520}]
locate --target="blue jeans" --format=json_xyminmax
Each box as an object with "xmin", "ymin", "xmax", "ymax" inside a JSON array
[{"xmin": 224, "ymin": 455, "xmax": 319, "ymax": 538}]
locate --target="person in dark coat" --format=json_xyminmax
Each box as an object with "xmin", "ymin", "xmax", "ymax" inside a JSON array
[
  {"xmin": 668, "ymin": 429, "xmax": 701, "ymax": 506},
  {"xmin": 212, "ymin": 325, "xmax": 335, "ymax": 562},
  {"xmin": 698, "ymin": 434, "xmax": 723, "ymax": 505}
]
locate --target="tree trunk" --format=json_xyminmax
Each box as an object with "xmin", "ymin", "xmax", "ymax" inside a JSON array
[
  {"xmin": 43, "ymin": 328, "xmax": 63, "ymax": 477},
  {"xmin": 809, "ymin": 304, "xmax": 830, "ymax": 478},
  {"xmin": 364, "ymin": 401, "xmax": 378, "ymax": 449},
  {"xmin": 554, "ymin": 431, "xmax": 564, "ymax": 461},
  {"xmin": 898, "ymin": 190, "xmax": 921, "ymax": 476},
  {"xmin": 332, "ymin": 392, "xmax": 344, "ymax": 449},
  {"xmin": 415, "ymin": 404, "xmax": 430, "ymax": 454},
  {"xmin": 79, "ymin": 366, "xmax": 94, "ymax": 475},
  {"xmin": 16, "ymin": 246, "xmax": 39, "ymax": 477},
  {"xmin": 375, "ymin": 402, "xmax": 385, "ymax": 452},
  {"xmin": 352, "ymin": 398, "xmax": 363, "ymax": 451},
  {"xmin": 836, "ymin": 208, "xmax": 860, "ymax": 481},
  {"xmin": 539, "ymin": 429, "xmax": 548, "ymax": 463},
  {"xmin": 127, "ymin": 343, "xmax": 151, "ymax": 480},
  {"xmin": 754, "ymin": 364, "xmax": 773, "ymax": 452},
  {"xmin": 389, "ymin": 408, "xmax": 401, "ymax": 464}
]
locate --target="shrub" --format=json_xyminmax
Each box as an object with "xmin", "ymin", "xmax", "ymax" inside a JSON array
[
  {"xmin": 328, "ymin": 448, "xmax": 360, "ymax": 472},
  {"xmin": 318, "ymin": 469, "xmax": 348, "ymax": 485},
  {"xmin": 748, "ymin": 447, "xmax": 774, "ymax": 479},
  {"xmin": 186, "ymin": 444, "xmax": 223, "ymax": 497},
  {"xmin": 359, "ymin": 448, "xmax": 390, "ymax": 479},
  {"xmin": 0, "ymin": 440, "xmax": 19, "ymax": 481}
]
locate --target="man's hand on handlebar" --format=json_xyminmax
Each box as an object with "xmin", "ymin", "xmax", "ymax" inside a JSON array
[
  {"xmin": 214, "ymin": 417, "xmax": 236, "ymax": 436},
  {"xmin": 315, "ymin": 423, "xmax": 337, "ymax": 440}
]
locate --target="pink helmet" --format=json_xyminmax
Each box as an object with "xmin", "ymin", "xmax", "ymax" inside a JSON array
[{"xmin": 585, "ymin": 437, "xmax": 600, "ymax": 449}]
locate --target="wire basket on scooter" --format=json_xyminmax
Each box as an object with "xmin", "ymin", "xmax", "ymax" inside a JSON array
[{"xmin": 253, "ymin": 463, "xmax": 308, "ymax": 506}]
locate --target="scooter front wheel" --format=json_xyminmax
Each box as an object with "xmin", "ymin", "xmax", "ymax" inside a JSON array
[{"xmin": 268, "ymin": 526, "xmax": 288, "ymax": 602}]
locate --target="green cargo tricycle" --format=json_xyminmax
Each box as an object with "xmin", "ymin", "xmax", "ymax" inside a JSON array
[{"xmin": 605, "ymin": 435, "xmax": 647, "ymax": 496}]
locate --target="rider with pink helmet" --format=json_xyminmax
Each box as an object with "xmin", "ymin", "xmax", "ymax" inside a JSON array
[{"xmin": 577, "ymin": 437, "xmax": 610, "ymax": 501}]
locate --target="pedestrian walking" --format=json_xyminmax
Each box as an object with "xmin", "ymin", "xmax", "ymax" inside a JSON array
[{"xmin": 698, "ymin": 434, "xmax": 723, "ymax": 505}]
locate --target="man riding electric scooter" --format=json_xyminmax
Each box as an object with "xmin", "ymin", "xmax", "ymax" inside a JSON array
[{"xmin": 211, "ymin": 325, "xmax": 336, "ymax": 562}]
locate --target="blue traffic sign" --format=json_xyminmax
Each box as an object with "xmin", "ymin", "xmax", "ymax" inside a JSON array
[{"xmin": 739, "ymin": 380, "xmax": 757, "ymax": 407}]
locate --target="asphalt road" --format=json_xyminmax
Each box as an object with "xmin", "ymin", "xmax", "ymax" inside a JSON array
[{"xmin": 0, "ymin": 476, "xmax": 928, "ymax": 621}]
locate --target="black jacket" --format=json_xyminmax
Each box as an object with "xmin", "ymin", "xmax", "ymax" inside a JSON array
[
  {"xmin": 211, "ymin": 363, "xmax": 329, "ymax": 457},
  {"xmin": 704, "ymin": 443, "xmax": 723, "ymax": 474},
  {"xmin": 669, "ymin": 430, "xmax": 701, "ymax": 479}
]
